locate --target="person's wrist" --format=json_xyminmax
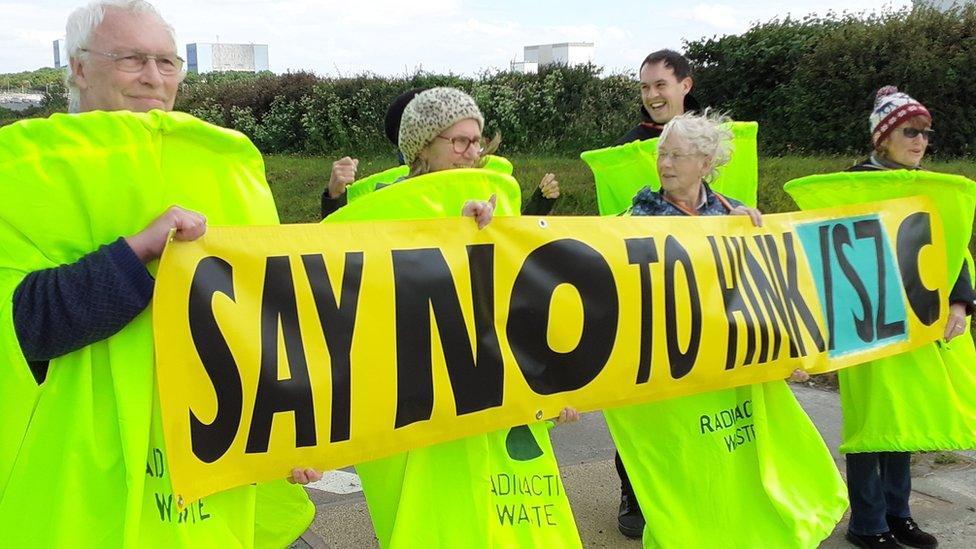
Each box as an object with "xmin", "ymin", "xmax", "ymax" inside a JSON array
[{"xmin": 124, "ymin": 234, "xmax": 153, "ymax": 264}]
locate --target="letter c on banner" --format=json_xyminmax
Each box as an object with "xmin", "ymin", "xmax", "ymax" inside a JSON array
[
  {"xmin": 897, "ymin": 212, "xmax": 941, "ymax": 326},
  {"xmin": 507, "ymin": 239, "xmax": 618, "ymax": 393}
]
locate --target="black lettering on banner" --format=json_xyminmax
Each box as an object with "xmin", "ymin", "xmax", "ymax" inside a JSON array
[
  {"xmin": 188, "ymin": 257, "xmax": 243, "ymax": 463},
  {"xmin": 853, "ymin": 219, "xmax": 906, "ymax": 339},
  {"xmin": 391, "ymin": 245, "xmax": 503, "ymax": 428},
  {"xmin": 729, "ymin": 238, "xmax": 770, "ymax": 365},
  {"xmin": 663, "ymin": 236, "xmax": 701, "ymax": 379},
  {"xmin": 625, "ymin": 237, "xmax": 659, "ymax": 384},
  {"xmin": 708, "ymin": 236, "xmax": 758, "ymax": 370},
  {"xmin": 897, "ymin": 212, "xmax": 941, "ymax": 326},
  {"xmin": 817, "ymin": 226, "xmax": 836, "ymax": 350},
  {"xmin": 763, "ymin": 233, "xmax": 825, "ymax": 355},
  {"xmin": 507, "ymin": 239, "xmax": 618, "ymax": 394},
  {"xmin": 245, "ymin": 256, "xmax": 317, "ymax": 453},
  {"xmin": 831, "ymin": 224, "xmax": 875, "ymax": 343},
  {"xmin": 753, "ymin": 235, "xmax": 803, "ymax": 359},
  {"xmin": 743, "ymin": 238, "xmax": 794, "ymax": 362},
  {"xmin": 301, "ymin": 252, "xmax": 364, "ymax": 443}
]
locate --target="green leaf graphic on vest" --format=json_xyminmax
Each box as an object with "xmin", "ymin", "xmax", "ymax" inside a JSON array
[{"xmin": 505, "ymin": 425, "xmax": 544, "ymax": 461}]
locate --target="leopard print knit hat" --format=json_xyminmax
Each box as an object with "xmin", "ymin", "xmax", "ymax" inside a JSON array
[{"xmin": 398, "ymin": 87, "xmax": 484, "ymax": 164}]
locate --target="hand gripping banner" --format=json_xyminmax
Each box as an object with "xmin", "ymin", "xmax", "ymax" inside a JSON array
[
  {"xmin": 581, "ymin": 122, "xmax": 759, "ymax": 215},
  {"xmin": 786, "ymin": 170, "xmax": 976, "ymax": 453},
  {"xmin": 153, "ymin": 177, "xmax": 948, "ymax": 505}
]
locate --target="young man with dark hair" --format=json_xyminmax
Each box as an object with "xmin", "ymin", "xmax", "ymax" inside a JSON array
[
  {"xmin": 616, "ymin": 49, "xmax": 699, "ymax": 145},
  {"xmin": 612, "ymin": 48, "xmax": 699, "ymax": 540}
]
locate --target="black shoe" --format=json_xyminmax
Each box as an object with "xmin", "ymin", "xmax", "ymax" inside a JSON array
[
  {"xmin": 886, "ymin": 516, "xmax": 939, "ymax": 548},
  {"xmin": 617, "ymin": 492, "xmax": 644, "ymax": 539},
  {"xmin": 845, "ymin": 531, "xmax": 904, "ymax": 548}
]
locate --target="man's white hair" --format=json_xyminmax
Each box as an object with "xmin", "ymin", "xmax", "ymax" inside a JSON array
[
  {"xmin": 658, "ymin": 109, "xmax": 734, "ymax": 183},
  {"xmin": 65, "ymin": 0, "xmax": 177, "ymax": 112}
]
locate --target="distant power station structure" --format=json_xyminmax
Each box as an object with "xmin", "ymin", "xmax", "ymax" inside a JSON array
[
  {"xmin": 186, "ymin": 43, "xmax": 269, "ymax": 73},
  {"xmin": 53, "ymin": 39, "xmax": 68, "ymax": 69},
  {"xmin": 912, "ymin": 0, "xmax": 975, "ymax": 9},
  {"xmin": 510, "ymin": 42, "xmax": 594, "ymax": 74}
]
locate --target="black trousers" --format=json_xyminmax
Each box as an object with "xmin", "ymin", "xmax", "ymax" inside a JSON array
[{"xmin": 615, "ymin": 451, "xmax": 635, "ymax": 498}]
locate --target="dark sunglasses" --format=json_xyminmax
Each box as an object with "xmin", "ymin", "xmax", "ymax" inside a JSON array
[{"xmin": 901, "ymin": 127, "xmax": 934, "ymax": 140}]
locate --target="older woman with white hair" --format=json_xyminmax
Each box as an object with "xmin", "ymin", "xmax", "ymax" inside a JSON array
[
  {"xmin": 605, "ymin": 111, "xmax": 847, "ymax": 547},
  {"xmin": 629, "ymin": 110, "xmax": 760, "ymax": 222}
]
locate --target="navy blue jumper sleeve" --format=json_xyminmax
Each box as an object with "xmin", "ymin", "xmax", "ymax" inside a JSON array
[{"xmin": 12, "ymin": 237, "xmax": 154, "ymax": 383}]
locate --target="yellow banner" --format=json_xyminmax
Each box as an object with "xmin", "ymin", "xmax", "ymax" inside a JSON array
[{"xmin": 154, "ymin": 197, "xmax": 947, "ymax": 504}]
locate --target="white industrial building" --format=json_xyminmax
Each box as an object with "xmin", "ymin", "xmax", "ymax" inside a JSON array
[
  {"xmin": 912, "ymin": 0, "xmax": 974, "ymax": 9},
  {"xmin": 511, "ymin": 42, "xmax": 594, "ymax": 74},
  {"xmin": 186, "ymin": 43, "xmax": 269, "ymax": 73},
  {"xmin": 53, "ymin": 39, "xmax": 68, "ymax": 69}
]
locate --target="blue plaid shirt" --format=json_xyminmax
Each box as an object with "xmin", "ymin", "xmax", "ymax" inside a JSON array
[{"xmin": 628, "ymin": 182, "xmax": 742, "ymax": 217}]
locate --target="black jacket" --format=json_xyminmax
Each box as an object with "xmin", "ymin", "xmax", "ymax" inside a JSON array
[{"xmin": 615, "ymin": 96, "xmax": 702, "ymax": 145}]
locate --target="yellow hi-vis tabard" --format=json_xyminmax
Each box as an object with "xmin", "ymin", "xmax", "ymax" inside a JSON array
[
  {"xmin": 327, "ymin": 169, "xmax": 582, "ymax": 548},
  {"xmin": 605, "ymin": 382, "xmax": 847, "ymax": 548},
  {"xmin": 0, "ymin": 111, "xmax": 312, "ymax": 547},
  {"xmin": 581, "ymin": 122, "xmax": 759, "ymax": 215},
  {"xmin": 786, "ymin": 170, "xmax": 976, "ymax": 453},
  {"xmin": 345, "ymin": 155, "xmax": 514, "ymax": 203}
]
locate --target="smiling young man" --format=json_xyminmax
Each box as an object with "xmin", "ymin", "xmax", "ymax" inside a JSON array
[{"xmin": 616, "ymin": 49, "xmax": 699, "ymax": 145}]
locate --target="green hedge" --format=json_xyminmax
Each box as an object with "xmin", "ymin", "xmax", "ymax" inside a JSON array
[
  {"xmin": 175, "ymin": 65, "xmax": 635, "ymax": 155},
  {"xmin": 0, "ymin": 67, "xmax": 64, "ymax": 90},
  {"xmin": 3, "ymin": 7, "xmax": 974, "ymax": 157},
  {"xmin": 172, "ymin": 7, "xmax": 975, "ymax": 157},
  {"xmin": 687, "ymin": 6, "xmax": 976, "ymax": 156}
]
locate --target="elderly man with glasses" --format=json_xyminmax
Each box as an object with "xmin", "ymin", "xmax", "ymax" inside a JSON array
[
  {"xmin": 2, "ymin": 1, "xmax": 323, "ymax": 547},
  {"xmin": 67, "ymin": 1, "xmax": 183, "ymax": 113}
]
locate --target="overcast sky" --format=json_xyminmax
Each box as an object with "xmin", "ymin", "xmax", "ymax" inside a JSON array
[{"xmin": 1, "ymin": 0, "xmax": 912, "ymax": 76}]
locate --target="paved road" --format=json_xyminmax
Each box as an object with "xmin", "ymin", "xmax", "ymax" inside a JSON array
[{"xmin": 302, "ymin": 385, "xmax": 976, "ymax": 548}]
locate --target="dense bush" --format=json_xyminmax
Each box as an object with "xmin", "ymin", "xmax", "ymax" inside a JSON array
[
  {"xmin": 687, "ymin": 6, "xmax": 976, "ymax": 156},
  {"xmin": 172, "ymin": 6, "xmax": 976, "ymax": 157},
  {"xmin": 3, "ymin": 7, "xmax": 973, "ymax": 157},
  {"xmin": 174, "ymin": 65, "xmax": 635, "ymax": 155},
  {"xmin": 0, "ymin": 67, "xmax": 65, "ymax": 90}
]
